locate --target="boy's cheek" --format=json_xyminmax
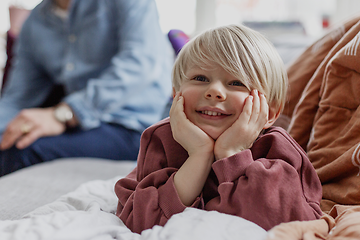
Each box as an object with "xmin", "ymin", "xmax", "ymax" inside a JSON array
[
  {"xmin": 181, "ymin": 87, "xmax": 199, "ymax": 102},
  {"xmin": 181, "ymin": 94, "xmax": 196, "ymax": 115}
]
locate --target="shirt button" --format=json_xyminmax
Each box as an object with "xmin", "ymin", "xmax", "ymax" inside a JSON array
[
  {"xmin": 68, "ymin": 34, "xmax": 77, "ymax": 43},
  {"xmin": 66, "ymin": 63, "xmax": 74, "ymax": 71}
]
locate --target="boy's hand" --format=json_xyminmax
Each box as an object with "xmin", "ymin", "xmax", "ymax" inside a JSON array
[
  {"xmin": 214, "ymin": 90, "xmax": 268, "ymax": 160},
  {"xmin": 170, "ymin": 92, "xmax": 215, "ymax": 206},
  {"xmin": 169, "ymin": 92, "xmax": 214, "ymax": 157}
]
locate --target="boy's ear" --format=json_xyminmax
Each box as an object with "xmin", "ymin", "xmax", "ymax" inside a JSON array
[{"xmin": 264, "ymin": 106, "xmax": 281, "ymax": 129}]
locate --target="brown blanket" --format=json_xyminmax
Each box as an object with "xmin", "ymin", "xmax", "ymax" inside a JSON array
[
  {"xmin": 280, "ymin": 16, "xmax": 360, "ymax": 212},
  {"xmin": 268, "ymin": 16, "xmax": 360, "ymax": 239}
]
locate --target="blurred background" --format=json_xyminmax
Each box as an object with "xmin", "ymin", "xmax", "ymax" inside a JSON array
[{"xmin": 1, "ymin": 0, "xmax": 360, "ymax": 87}]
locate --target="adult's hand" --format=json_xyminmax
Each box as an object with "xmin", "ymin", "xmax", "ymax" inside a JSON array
[{"xmin": 0, "ymin": 107, "xmax": 66, "ymax": 150}]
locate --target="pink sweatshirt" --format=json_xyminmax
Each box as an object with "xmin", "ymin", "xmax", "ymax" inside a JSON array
[{"xmin": 115, "ymin": 118, "xmax": 322, "ymax": 233}]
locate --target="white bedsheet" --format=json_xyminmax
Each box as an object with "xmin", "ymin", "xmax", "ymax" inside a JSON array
[{"xmin": 0, "ymin": 176, "xmax": 267, "ymax": 240}]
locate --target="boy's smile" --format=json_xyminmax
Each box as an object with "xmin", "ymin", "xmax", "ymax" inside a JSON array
[
  {"xmin": 196, "ymin": 106, "xmax": 231, "ymax": 119},
  {"xmin": 178, "ymin": 64, "xmax": 251, "ymax": 140}
]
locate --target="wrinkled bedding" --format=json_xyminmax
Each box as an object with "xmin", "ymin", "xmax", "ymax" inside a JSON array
[
  {"xmin": 0, "ymin": 176, "xmax": 267, "ymax": 240},
  {"xmin": 0, "ymin": 158, "xmax": 137, "ymax": 221}
]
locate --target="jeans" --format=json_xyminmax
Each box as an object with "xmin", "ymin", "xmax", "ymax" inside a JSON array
[{"xmin": 0, "ymin": 123, "xmax": 140, "ymax": 176}]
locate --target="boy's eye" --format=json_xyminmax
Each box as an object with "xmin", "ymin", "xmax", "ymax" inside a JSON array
[
  {"xmin": 229, "ymin": 80, "xmax": 244, "ymax": 87},
  {"xmin": 193, "ymin": 75, "xmax": 208, "ymax": 82}
]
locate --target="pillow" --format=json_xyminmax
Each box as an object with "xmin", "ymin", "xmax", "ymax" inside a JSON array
[
  {"xmin": 287, "ymin": 16, "xmax": 360, "ymax": 212},
  {"xmin": 167, "ymin": 29, "xmax": 190, "ymax": 55},
  {"xmin": 287, "ymin": 17, "xmax": 360, "ymax": 149},
  {"xmin": 279, "ymin": 16, "xmax": 360, "ymax": 130}
]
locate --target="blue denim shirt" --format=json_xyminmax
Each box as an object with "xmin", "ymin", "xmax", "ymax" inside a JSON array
[{"xmin": 0, "ymin": 0, "xmax": 173, "ymax": 136}]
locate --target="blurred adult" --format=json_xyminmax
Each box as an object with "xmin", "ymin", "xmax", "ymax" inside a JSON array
[{"xmin": 0, "ymin": 0, "xmax": 173, "ymax": 176}]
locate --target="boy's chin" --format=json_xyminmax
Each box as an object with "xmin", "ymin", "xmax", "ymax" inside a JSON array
[{"xmin": 199, "ymin": 126, "xmax": 223, "ymax": 140}]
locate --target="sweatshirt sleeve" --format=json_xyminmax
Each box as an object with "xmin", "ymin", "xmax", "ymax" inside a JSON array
[
  {"xmin": 114, "ymin": 120, "xmax": 202, "ymax": 233},
  {"xmin": 207, "ymin": 128, "xmax": 323, "ymax": 230}
]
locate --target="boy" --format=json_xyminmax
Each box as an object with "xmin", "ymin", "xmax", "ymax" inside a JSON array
[{"xmin": 114, "ymin": 24, "xmax": 323, "ymax": 234}]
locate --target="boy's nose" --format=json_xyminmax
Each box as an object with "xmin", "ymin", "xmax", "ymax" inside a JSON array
[{"xmin": 205, "ymin": 84, "xmax": 226, "ymax": 101}]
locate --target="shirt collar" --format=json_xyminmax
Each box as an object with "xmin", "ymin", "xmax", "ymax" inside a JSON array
[{"xmin": 52, "ymin": 4, "xmax": 69, "ymax": 20}]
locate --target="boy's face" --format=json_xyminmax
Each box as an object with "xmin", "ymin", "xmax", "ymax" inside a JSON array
[{"xmin": 178, "ymin": 64, "xmax": 251, "ymax": 140}]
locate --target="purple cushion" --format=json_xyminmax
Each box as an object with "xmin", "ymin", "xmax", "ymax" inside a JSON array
[{"xmin": 168, "ymin": 29, "xmax": 189, "ymax": 55}]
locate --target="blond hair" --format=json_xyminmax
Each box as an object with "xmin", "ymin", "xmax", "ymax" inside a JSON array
[{"xmin": 172, "ymin": 24, "xmax": 288, "ymax": 112}]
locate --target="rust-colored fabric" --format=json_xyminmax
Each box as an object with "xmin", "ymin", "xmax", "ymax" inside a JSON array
[
  {"xmin": 282, "ymin": 16, "xmax": 360, "ymax": 120},
  {"xmin": 288, "ymin": 18, "xmax": 360, "ymax": 150},
  {"xmin": 285, "ymin": 17, "xmax": 360, "ymax": 211},
  {"xmin": 306, "ymin": 30, "xmax": 360, "ymax": 210},
  {"xmin": 267, "ymin": 16, "xmax": 360, "ymax": 239}
]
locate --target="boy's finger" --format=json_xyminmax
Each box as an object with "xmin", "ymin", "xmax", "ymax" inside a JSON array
[
  {"xmin": 252, "ymin": 93, "xmax": 269, "ymax": 130},
  {"xmin": 176, "ymin": 96, "xmax": 185, "ymax": 112},
  {"xmin": 170, "ymin": 92, "xmax": 181, "ymax": 115},
  {"xmin": 238, "ymin": 95, "xmax": 253, "ymax": 124},
  {"xmin": 249, "ymin": 90, "xmax": 260, "ymax": 124},
  {"xmin": 170, "ymin": 94, "xmax": 186, "ymax": 124},
  {"xmin": 259, "ymin": 93, "xmax": 269, "ymax": 124}
]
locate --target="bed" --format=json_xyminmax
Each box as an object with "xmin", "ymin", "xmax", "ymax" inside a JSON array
[
  {"xmin": 2, "ymin": 17, "xmax": 360, "ymax": 240},
  {"xmin": 0, "ymin": 158, "xmax": 267, "ymax": 240}
]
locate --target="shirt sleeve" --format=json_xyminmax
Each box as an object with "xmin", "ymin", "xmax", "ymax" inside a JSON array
[
  {"xmin": 0, "ymin": 14, "xmax": 54, "ymax": 135},
  {"xmin": 208, "ymin": 130, "xmax": 323, "ymax": 230},
  {"xmin": 64, "ymin": 0, "xmax": 173, "ymax": 131},
  {"xmin": 114, "ymin": 122, "xmax": 202, "ymax": 234}
]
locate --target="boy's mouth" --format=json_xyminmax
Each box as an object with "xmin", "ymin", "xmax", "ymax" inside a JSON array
[
  {"xmin": 200, "ymin": 110, "xmax": 223, "ymax": 116},
  {"xmin": 197, "ymin": 110, "xmax": 231, "ymax": 117}
]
